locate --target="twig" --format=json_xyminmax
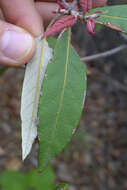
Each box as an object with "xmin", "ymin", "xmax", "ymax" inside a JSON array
[
  {"xmin": 120, "ymin": 33, "xmax": 127, "ymax": 41},
  {"xmin": 88, "ymin": 67, "xmax": 127, "ymax": 93},
  {"xmin": 105, "ymin": 75, "xmax": 127, "ymax": 93},
  {"xmin": 81, "ymin": 44, "xmax": 127, "ymax": 62}
]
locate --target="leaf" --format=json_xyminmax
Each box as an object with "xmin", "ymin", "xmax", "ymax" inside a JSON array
[
  {"xmin": 20, "ymin": 37, "xmax": 53, "ymax": 160},
  {"xmin": 0, "ymin": 166, "xmax": 55, "ymax": 190},
  {"xmin": 89, "ymin": 5, "xmax": 127, "ymax": 33},
  {"xmin": 43, "ymin": 15, "xmax": 76, "ymax": 38},
  {"xmin": 37, "ymin": 29, "xmax": 87, "ymax": 170},
  {"xmin": 27, "ymin": 166, "xmax": 55, "ymax": 190},
  {"xmin": 0, "ymin": 66, "xmax": 8, "ymax": 76},
  {"xmin": 0, "ymin": 171, "xmax": 27, "ymax": 190},
  {"xmin": 55, "ymin": 184, "xmax": 68, "ymax": 190},
  {"xmin": 47, "ymin": 37, "xmax": 57, "ymax": 49}
]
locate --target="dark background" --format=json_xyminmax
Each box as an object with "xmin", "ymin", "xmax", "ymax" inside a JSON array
[{"xmin": 0, "ymin": 0, "xmax": 127, "ymax": 189}]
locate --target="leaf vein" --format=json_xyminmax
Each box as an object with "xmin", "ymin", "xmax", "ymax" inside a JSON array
[
  {"xmin": 52, "ymin": 28, "xmax": 71, "ymax": 141},
  {"xmin": 24, "ymin": 39, "xmax": 46, "ymax": 156}
]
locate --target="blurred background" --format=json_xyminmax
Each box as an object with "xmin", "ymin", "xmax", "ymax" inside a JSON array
[{"xmin": 0, "ymin": 0, "xmax": 127, "ymax": 189}]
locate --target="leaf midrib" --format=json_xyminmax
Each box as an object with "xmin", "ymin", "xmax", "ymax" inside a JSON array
[
  {"xmin": 100, "ymin": 14, "xmax": 127, "ymax": 21},
  {"xmin": 24, "ymin": 39, "xmax": 46, "ymax": 156},
  {"xmin": 51, "ymin": 28, "xmax": 71, "ymax": 145}
]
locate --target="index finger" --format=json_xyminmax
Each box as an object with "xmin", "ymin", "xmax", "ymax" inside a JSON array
[{"xmin": 0, "ymin": 0, "xmax": 43, "ymax": 36}]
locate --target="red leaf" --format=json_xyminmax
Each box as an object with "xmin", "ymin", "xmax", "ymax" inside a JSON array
[
  {"xmin": 79, "ymin": 0, "xmax": 92, "ymax": 13},
  {"xmin": 92, "ymin": 0, "xmax": 107, "ymax": 8},
  {"xmin": 87, "ymin": 0, "xmax": 92, "ymax": 11},
  {"xmin": 86, "ymin": 19, "xmax": 96, "ymax": 34},
  {"xmin": 79, "ymin": 0, "xmax": 107, "ymax": 13},
  {"xmin": 43, "ymin": 15, "xmax": 76, "ymax": 38},
  {"xmin": 57, "ymin": 0, "xmax": 67, "ymax": 9}
]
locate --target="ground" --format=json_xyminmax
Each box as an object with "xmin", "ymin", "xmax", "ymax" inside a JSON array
[
  {"xmin": 0, "ymin": 1, "xmax": 127, "ymax": 189},
  {"xmin": 0, "ymin": 28, "xmax": 127, "ymax": 189}
]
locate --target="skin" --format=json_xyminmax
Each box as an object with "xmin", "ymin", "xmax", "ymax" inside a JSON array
[
  {"xmin": 0, "ymin": 0, "xmax": 106, "ymax": 66},
  {"xmin": 0, "ymin": 0, "xmax": 58, "ymax": 66}
]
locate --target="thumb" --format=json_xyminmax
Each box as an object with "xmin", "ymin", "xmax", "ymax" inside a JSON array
[
  {"xmin": 0, "ymin": 20, "xmax": 36, "ymax": 66},
  {"xmin": 93, "ymin": 0, "xmax": 107, "ymax": 8}
]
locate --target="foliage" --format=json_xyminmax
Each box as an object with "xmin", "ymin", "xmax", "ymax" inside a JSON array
[
  {"xmin": 0, "ymin": 66, "xmax": 8, "ymax": 76},
  {"xmin": 0, "ymin": 166, "xmax": 54, "ymax": 190},
  {"xmin": 36, "ymin": 3, "xmax": 127, "ymax": 171},
  {"xmin": 55, "ymin": 183, "xmax": 68, "ymax": 190},
  {"xmin": 89, "ymin": 5, "xmax": 127, "ymax": 33},
  {"xmin": 38, "ymin": 29, "xmax": 87, "ymax": 171},
  {"xmin": 1, "ymin": 1, "xmax": 127, "ymax": 190}
]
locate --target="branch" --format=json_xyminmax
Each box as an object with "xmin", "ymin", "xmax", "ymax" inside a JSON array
[
  {"xmin": 88, "ymin": 67, "xmax": 127, "ymax": 93},
  {"xmin": 81, "ymin": 44, "xmax": 127, "ymax": 62}
]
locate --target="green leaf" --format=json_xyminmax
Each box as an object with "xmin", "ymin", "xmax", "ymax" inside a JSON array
[
  {"xmin": 38, "ymin": 28, "xmax": 87, "ymax": 170},
  {"xmin": 0, "ymin": 166, "xmax": 55, "ymax": 190},
  {"xmin": 0, "ymin": 66, "xmax": 8, "ymax": 76},
  {"xmin": 47, "ymin": 37, "xmax": 57, "ymax": 49},
  {"xmin": 55, "ymin": 184, "xmax": 68, "ymax": 190},
  {"xmin": 94, "ymin": 23, "xmax": 103, "ymax": 32},
  {"xmin": 27, "ymin": 166, "xmax": 55, "ymax": 190},
  {"xmin": 0, "ymin": 171, "xmax": 27, "ymax": 190},
  {"xmin": 89, "ymin": 5, "xmax": 127, "ymax": 33}
]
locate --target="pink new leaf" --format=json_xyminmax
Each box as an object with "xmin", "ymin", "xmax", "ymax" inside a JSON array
[
  {"xmin": 57, "ymin": 0, "xmax": 67, "ymax": 9},
  {"xmin": 52, "ymin": 0, "xmax": 67, "ymax": 14},
  {"xmin": 92, "ymin": 0, "xmax": 107, "ymax": 8},
  {"xmin": 43, "ymin": 15, "xmax": 76, "ymax": 38},
  {"xmin": 79, "ymin": 0, "xmax": 92, "ymax": 13},
  {"xmin": 86, "ymin": 19, "xmax": 96, "ymax": 34},
  {"xmin": 79, "ymin": 0, "xmax": 107, "ymax": 13}
]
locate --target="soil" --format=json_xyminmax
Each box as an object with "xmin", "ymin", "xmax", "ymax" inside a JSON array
[{"xmin": 0, "ymin": 1, "xmax": 127, "ymax": 190}]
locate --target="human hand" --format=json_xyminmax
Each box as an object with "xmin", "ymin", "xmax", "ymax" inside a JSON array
[
  {"xmin": 0, "ymin": 0, "xmax": 106, "ymax": 66},
  {"xmin": 0, "ymin": 0, "xmax": 58, "ymax": 66}
]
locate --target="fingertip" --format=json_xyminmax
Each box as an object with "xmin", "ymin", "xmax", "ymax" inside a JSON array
[
  {"xmin": 15, "ymin": 11, "xmax": 43, "ymax": 37},
  {"xmin": 35, "ymin": 2, "xmax": 58, "ymax": 26},
  {"xmin": 0, "ymin": 0, "xmax": 43, "ymax": 37}
]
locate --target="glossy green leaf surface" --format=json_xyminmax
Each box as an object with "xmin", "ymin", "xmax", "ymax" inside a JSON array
[
  {"xmin": 89, "ymin": 5, "xmax": 127, "ymax": 33},
  {"xmin": 38, "ymin": 29, "xmax": 87, "ymax": 170}
]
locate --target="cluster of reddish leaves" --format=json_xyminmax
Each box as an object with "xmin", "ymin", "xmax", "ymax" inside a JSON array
[
  {"xmin": 79, "ymin": 0, "xmax": 107, "ymax": 13},
  {"xmin": 43, "ymin": 0, "xmax": 107, "ymax": 38},
  {"xmin": 43, "ymin": 15, "xmax": 76, "ymax": 38}
]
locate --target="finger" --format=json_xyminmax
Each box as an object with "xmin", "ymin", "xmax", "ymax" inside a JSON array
[
  {"xmin": 35, "ymin": 0, "xmax": 70, "ymax": 2},
  {"xmin": 0, "ymin": 0, "xmax": 43, "ymax": 37},
  {"xmin": 0, "ymin": 9, "xmax": 4, "ymax": 20},
  {"xmin": 0, "ymin": 20, "xmax": 35, "ymax": 66},
  {"xmin": 93, "ymin": 0, "xmax": 107, "ymax": 8},
  {"xmin": 35, "ymin": 2, "xmax": 58, "ymax": 26},
  {"xmin": 35, "ymin": 0, "xmax": 57, "ymax": 2}
]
